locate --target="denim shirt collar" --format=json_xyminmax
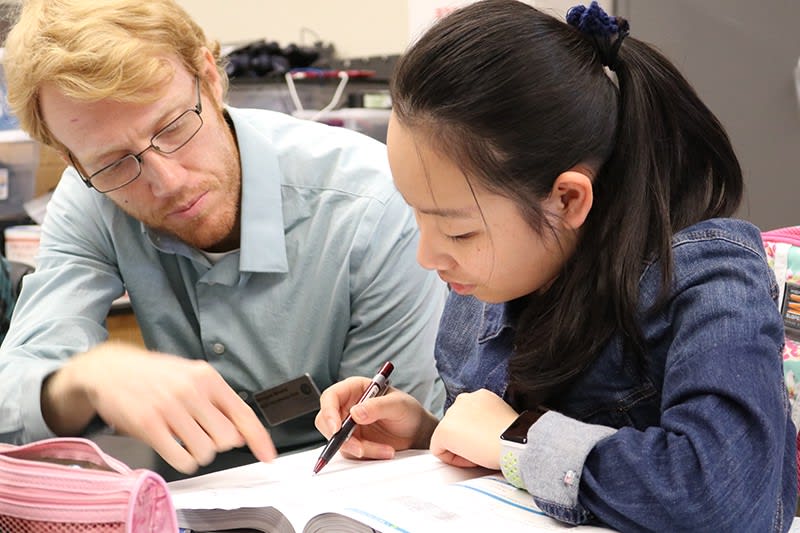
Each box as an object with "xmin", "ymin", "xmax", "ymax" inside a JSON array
[{"xmin": 478, "ymin": 301, "xmax": 515, "ymax": 343}]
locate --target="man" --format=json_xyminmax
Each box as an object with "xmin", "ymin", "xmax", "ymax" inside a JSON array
[{"xmin": 0, "ymin": 0, "xmax": 445, "ymax": 474}]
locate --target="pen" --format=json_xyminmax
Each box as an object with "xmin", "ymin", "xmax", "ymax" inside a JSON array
[{"xmin": 312, "ymin": 361, "xmax": 394, "ymax": 475}]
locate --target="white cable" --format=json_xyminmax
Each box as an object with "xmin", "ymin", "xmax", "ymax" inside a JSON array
[
  {"xmin": 310, "ymin": 71, "xmax": 349, "ymax": 122},
  {"xmin": 285, "ymin": 71, "xmax": 350, "ymax": 121},
  {"xmin": 285, "ymin": 72, "xmax": 304, "ymax": 112}
]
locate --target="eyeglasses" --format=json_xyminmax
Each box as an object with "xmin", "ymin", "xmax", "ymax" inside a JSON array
[{"xmin": 69, "ymin": 76, "xmax": 204, "ymax": 193}]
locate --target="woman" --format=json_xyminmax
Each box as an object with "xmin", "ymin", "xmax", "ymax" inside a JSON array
[{"xmin": 316, "ymin": 1, "xmax": 797, "ymax": 530}]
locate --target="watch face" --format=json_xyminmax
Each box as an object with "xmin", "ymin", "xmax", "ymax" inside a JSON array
[{"xmin": 500, "ymin": 409, "xmax": 544, "ymax": 444}]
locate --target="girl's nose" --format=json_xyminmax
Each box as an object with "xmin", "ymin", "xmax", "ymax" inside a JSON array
[{"xmin": 416, "ymin": 227, "xmax": 455, "ymax": 272}]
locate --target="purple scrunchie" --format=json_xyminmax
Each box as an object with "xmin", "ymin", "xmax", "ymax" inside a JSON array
[
  {"xmin": 566, "ymin": 1, "xmax": 630, "ymax": 70},
  {"xmin": 566, "ymin": 1, "xmax": 624, "ymax": 36}
]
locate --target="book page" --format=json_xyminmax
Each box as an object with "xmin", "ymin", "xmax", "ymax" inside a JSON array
[
  {"xmin": 302, "ymin": 474, "xmax": 611, "ymax": 533},
  {"xmin": 169, "ymin": 447, "xmax": 490, "ymax": 531}
]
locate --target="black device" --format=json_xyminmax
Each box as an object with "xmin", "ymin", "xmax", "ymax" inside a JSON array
[{"xmin": 500, "ymin": 407, "xmax": 548, "ymax": 446}]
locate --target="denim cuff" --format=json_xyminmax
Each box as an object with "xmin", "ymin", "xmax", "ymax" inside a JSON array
[{"xmin": 520, "ymin": 411, "xmax": 615, "ymax": 522}]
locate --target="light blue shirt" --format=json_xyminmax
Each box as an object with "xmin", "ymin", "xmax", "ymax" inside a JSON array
[{"xmin": 0, "ymin": 106, "xmax": 446, "ymax": 450}]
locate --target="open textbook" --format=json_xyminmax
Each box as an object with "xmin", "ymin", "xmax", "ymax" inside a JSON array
[{"xmin": 168, "ymin": 446, "xmax": 612, "ymax": 533}]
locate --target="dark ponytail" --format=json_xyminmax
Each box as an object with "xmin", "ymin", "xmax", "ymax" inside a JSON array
[{"xmin": 391, "ymin": 0, "xmax": 742, "ymax": 406}]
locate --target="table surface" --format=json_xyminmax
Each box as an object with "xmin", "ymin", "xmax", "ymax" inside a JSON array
[
  {"xmin": 89, "ymin": 433, "xmax": 261, "ymax": 482},
  {"xmin": 89, "ymin": 432, "xmax": 324, "ymax": 482}
]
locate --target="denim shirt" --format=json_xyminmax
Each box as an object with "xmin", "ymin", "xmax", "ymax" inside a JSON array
[{"xmin": 436, "ymin": 218, "xmax": 797, "ymax": 532}]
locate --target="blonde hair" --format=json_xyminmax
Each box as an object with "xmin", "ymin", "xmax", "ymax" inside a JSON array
[{"xmin": 3, "ymin": 0, "xmax": 228, "ymax": 150}]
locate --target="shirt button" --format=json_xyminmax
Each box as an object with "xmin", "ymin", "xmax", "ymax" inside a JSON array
[{"xmin": 212, "ymin": 342, "xmax": 225, "ymax": 355}]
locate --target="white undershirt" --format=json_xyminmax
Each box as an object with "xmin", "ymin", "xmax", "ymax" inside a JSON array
[{"xmin": 199, "ymin": 248, "xmax": 238, "ymax": 265}]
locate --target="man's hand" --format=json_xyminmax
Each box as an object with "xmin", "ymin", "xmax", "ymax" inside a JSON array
[{"xmin": 41, "ymin": 341, "xmax": 277, "ymax": 473}]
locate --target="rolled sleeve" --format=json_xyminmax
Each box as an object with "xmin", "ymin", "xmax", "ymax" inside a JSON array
[
  {"xmin": 1, "ymin": 357, "xmax": 61, "ymax": 443},
  {"xmin": 20, "ymin": 360, "xmax": 62, "ymax": 441},
  {"xmin": 520, "ymin": 411, "xmax": 616, "ymax": 524}
]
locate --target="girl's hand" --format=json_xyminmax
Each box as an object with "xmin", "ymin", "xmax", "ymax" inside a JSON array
[
  {"xmin": 315, "ymin": 376, "xmax": 439, "ymax": 460},
  {"xmin": 430, "ymin": 389, "xmax": 518, "ymax": 469}
]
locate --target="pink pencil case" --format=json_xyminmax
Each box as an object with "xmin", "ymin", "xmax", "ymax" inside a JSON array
[{"xmin": 0, "ymin": 437, "xmax": 178, "ymax": 532}]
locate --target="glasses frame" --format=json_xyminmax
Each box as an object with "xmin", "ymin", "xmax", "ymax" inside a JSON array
[{"xmin": 69, "ymin": 76, "xmax": 204, "ymax": 193}]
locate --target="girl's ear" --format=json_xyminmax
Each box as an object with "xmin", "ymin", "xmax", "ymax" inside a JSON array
[{"xmin": 542, "ymin": 169, "xmax": 594, "ymax": 230}]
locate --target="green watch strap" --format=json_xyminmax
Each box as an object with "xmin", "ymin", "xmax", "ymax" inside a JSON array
[
  {"xmin": 500, "ymin": 444, "xmax": 525, "ymax": 489},
  {"xmin": 498, "ymin": 407, "xmax": 548, "ymax": 489}
]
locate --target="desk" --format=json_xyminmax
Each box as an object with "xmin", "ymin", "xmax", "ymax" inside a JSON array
[
  {"xmin": 88, "ymin": 432, "xmax": 324, "ymax": 483},
  {"xmin": 106, "ymin": 307, "xmax": 144, "ymax": 347},
  {"xmin": 89, "ymin": 433, "xmax": 261, "ymax": 482}
]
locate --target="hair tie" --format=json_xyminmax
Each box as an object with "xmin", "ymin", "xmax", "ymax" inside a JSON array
[{"xmin": 566, "ymin": 1, "xmax": 630, "ymax": 71}]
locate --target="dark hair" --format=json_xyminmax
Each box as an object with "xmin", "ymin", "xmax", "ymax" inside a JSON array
[{"xmin": 391, "ymin": 0, "xmax": 743, "ymax": 405}]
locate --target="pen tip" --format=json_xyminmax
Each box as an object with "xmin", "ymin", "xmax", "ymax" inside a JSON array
[{"xmin": 312, "ymin": 457, "xmax": 327, "ymax": 475}]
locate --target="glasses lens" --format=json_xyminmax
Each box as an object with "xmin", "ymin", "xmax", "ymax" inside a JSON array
[
  {"xmin": 152, "ymin": 110, "xmax": 203, "ymax": 154},
  {"xmin": 90, "ymin": 154, "xmax": 141, "ymax": 193}
]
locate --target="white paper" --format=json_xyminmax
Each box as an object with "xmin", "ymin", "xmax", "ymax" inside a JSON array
[{"xmin": 169, "ymin": 447, "xmax": 609, "ymax": 532}]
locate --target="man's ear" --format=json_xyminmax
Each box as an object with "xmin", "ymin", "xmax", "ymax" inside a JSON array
[
  {"xmin": 200, "ymin": 47, "xmax": 224, "ymax": 105},
  {"xmin": 542, "ymin": 169, "xmax": 593, "ymax": 230}
]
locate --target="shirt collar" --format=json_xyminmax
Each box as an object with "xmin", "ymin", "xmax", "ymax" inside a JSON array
[
  {"xmin": 143, "ymin": 106, "xmax": 289, "ymax": 273},
  {"xmin": 478, "ymin": 300, "xmax": 516, "ymax": 342},
  {"xmin": 227, "ymin": 106, "xmax": 289, "ymax": 273}
]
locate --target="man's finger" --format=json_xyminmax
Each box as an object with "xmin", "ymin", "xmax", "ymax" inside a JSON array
[
  {"xmin": 188, "ymin": 400, "xmax": 246, "ymax": 452},
  {"xmin": 214, "ymin": 388, "xmax": 277, "ymax": 462},
  {"xmin": 166, "ymin": 409, "xmax": 218, "ymax": 467},
  {"xmin": 146, "ymin": 425, "xmax": 200, "ymax": 474}
]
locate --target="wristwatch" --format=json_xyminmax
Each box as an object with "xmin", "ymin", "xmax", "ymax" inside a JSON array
[{"xmin": 499, "ymin": 407, "xmax": 547, "ymax": 489}]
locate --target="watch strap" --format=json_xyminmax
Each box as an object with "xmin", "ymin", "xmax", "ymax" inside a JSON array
[
  {"xmin": 499, "ymin": 407, "xmax": 548, "ymax": 489},
  {"xmin": 500, "ymin": 441, "xmax": 526, "ymax": 489}
]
